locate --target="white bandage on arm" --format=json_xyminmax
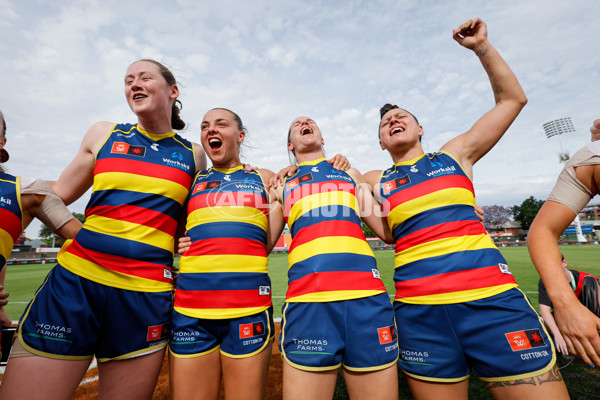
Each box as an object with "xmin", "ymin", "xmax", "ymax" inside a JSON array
[
  {"xmin": 21, "ymin": 179, "xmax": 74, "ymax": 231},
  {"xmin": 546, "ymin": 144, "xmax": 599, "ymax": 214},
  {"xmin": 546, "ymin": 167, "xmax": 592, "ymax": 214}
]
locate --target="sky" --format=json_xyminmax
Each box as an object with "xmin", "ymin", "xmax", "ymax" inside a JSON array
[{"xmin": 1, "ymin": 0, "xmax": 599, "ymax": 239}]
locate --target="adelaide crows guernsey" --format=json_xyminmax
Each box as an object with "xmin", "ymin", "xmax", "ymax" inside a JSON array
[
  {"xmin": 58, "ymin": 123, "xmax": 196, "ymax": 292},
  {"xmin": 283, "ymin": 158, "xmax": 386, "ymax": 302},
  {"xmin": 0, "ymin": 172, "xmax": 22, "ymax": 268},
  {"xmin": 379, "ymin": 152, "xmax": 517, "ymax": 304},
  {"xmin": 175, "ymin": 166, "xmax": 271, "ymax": 319}
]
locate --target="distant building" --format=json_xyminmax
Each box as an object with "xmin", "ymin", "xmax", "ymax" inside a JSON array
[{"xmin": 487, "ymin": 221, "xmax": 524, "ymax": 244}]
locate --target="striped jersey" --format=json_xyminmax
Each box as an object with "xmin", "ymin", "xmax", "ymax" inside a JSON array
[
  {"xmin": 58, "ymin": 123, "xmax": 196, "ymax": 292},
  {"xmin": 283, "ymin": 158, "xmax": 387, "ymax": 302},
  {"xmin": 175, "ymin": 166, "xmax": 271, "ymax": 319},
  {"xmin": 0, "ymin": 172, "xmax": 22, "ymax": 268},
  {"xmin": 379, "ymin": 152, "xmax": 517, "ymax": 304}
]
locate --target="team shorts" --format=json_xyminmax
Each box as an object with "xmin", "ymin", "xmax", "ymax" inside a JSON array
[
  {"xmin": 394, "ymin": 288, "xmax": 555, "ymax": 382},
  {"xmin": 17, "ymin": 265, "xmax": 171, "ymax": 362},
  {"xmin": 169, "ymin": 307, "xmax": 274, "ymax": 359},
  {"xmin": 279, "ymin": 293, "xmax": 399, "ymax": 372}
]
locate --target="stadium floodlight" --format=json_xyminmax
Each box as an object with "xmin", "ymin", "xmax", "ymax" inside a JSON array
[
  {"xmin": 543, "ymin": 117, "xmax": 575, "ymax": 139},
  {"xmin": 542, "ymin": 116, "xmax": 586, "ymax": 242}
]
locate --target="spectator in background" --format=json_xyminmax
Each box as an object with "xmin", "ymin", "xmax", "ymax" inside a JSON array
[{"xmin": 538, "ymin": 254, "xmax": 600, "ymax": 356}]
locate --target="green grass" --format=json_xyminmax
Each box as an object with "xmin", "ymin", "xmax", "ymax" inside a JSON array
[{"xmin": 4, "ymin": 246, "xmax": 600, "ymax": 398}]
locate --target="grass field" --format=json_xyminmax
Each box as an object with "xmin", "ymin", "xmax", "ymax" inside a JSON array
[{"xmin": 4, "ymin": 245, "xmax": 600, "ymax": 399}]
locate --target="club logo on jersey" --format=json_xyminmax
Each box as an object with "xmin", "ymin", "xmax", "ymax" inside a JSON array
[
  {"xmin": 498, "ymin": 263, "xmax": 512, "ymax": 274},
  {"xmin": 377, "ymin": 325, "xmax": 397, "ymax": 344},
  {"xmin": 286, "ymin": 173, "xmax": 314, "ymax": 190},
  {"xmin": 382, "ymin": 174, "xmax": 411, "ymax": 194},
  {"xmin": 239, "ymin": 322, "xmax": 265, "ymax": 339},
  {"xmin": 111, "ymin": 141, "xmax": 146, "ymax": 157},
  {"xmin": 259, "ymin": 285, "xmax": 271, "ymax": 295},
  {"xmin": 147, "ymin": 323, "xmax": 168, "ymax": 341},
  {"xmin": 505, "ymin": 329, "xmax": 546, "ymax": 351},
  {"xmin": 192, "ymin": 180, "xmax": 222, "ymax": 194}
]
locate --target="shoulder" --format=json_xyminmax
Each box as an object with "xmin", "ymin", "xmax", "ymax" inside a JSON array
[
  {"xmin": 257, "ymin": 168, "xmax": 274, "ymax": 182},
  {"xmin": 364, "ymin": 169, "xmax": 383, "ymax": 186},
  {"xmin": 82, "ymin": 121, "xmax": 115, "ymax": 152},
  {"xmin": 190, "ymin": 142, "xmax": 206, "ymax": 172}
]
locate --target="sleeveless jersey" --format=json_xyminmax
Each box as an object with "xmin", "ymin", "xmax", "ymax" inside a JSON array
[
  {"xmin": 283, "ymin": 158, "xmax": 386, "ymax": 302},
  {"xmin": 0, "ymin": 172, "xmax": 22, "ymax": 268},
  {"xmin": 174, "ymin": 165, "xmax": 271, "ymax": 319},
  {"xmin": 58, "ymin": 123, "xmax": 196, "ymax": 292},
  {"xmin": 379, "ymin": 152, "xmax": 517, "ymax": 304}
]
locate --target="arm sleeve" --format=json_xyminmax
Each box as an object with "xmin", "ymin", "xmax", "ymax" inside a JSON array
[{"xmin": 21, "ymin": 179, "xmax": 74, "ymax": 231}]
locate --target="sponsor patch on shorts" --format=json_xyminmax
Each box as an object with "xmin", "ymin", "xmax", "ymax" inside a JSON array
[
  {"xmin": 505, "ymin": 329, "xmax": 546, "ymax": 351},
  {"xmin": 377, "ymin": 325, "xmax": 397, "ymax": 344},
  {"xmin": 147, "ymin": 324, "xmax": 168, "ymax": 342},
  {"xmin": 239, "ymin": 322, "xmax": 265, "ymax": 339}
]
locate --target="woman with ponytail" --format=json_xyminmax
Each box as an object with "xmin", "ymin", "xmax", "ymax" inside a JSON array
[{"xmin": 1, "ymin": 60, "xmax": 206, "ymax": 399}]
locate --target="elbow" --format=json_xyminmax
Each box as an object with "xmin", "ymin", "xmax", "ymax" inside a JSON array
[{"xmin": 518, "ymin": 94, "xmax": 528, "ymax": 109}]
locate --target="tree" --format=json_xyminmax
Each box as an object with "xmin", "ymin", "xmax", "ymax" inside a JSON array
[
  {"xmin": 511, "ymin": 196, "xmax": 544, "ymax": 231},
  {"xmin": 481, "ymin": 205, "xmax": 513, "ymax": 231},
  {"xmin": 39, "ymin": 212, "xmax": 85, "ymax": 247}
]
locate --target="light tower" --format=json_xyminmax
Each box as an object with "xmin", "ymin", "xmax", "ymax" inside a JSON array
[{"xmin": 542, "ymin": 117, "xmax": 586, "ymax": 242}]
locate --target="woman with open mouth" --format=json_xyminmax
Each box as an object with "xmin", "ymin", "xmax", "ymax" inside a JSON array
[{"xmin": 1, "ymin": 59, "xmax": 207, "ymax": 399}]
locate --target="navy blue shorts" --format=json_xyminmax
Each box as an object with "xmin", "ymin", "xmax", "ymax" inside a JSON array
[
  {"xmin": 395, "ymin": 288, "xmax": 555, "ymax": 382},
  {"xmin": 17, "ymin": 265, "xmax": 171, "ymax": 361},
  {"xmin": 279, "ymin": 293, "xmax": 398, "ymax": 371},
  {"xmin": 169, "ymin": 307, "xmax": 274, "ymax": 358}
]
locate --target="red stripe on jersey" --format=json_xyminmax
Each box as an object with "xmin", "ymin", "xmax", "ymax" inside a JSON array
[
  {"xmin": 87, "ymin": 204, "xmax": 177, "ymax": 235},
  {"xmin": 174, "ymin": 288, "xmax": 272, "ymax": 309},
  {"xmin": 286, "ymin": 270, "xmax": 385, "ymax": 300},
  {"xmin": 95, "ymin": 158, "xmax": 193, "ymax": 188},
  {"xmin": 394, "ymin": 265, "xmax": 517, "ymax": 300},
  {"xmin": 289, "ymin": 220, "xmax": 365, "ymax": 253},
  {"xmin": 0, "ymin": 207, "xmax": 22, "ymax": 240},
  {"xmin": 65, "ymin": 239, "xmax": 171, "ymax": 283},
  {"xmin": 284, "ymin": 180, "xmax": 357, "ymax": 216},
  {"xmin": 187, "ymin": 191, "xmax": 268, "ymax": 216},
  {"xmin": 395, "ymin": 220, "xmax": 486, "ymax": 253},
  {"xmin": 385, "ymin": 174, "xmax": 473, "ymax": 209},
  {"xmin": 186, "ymin": 237, "xmax": 267, "ymax": 257}
]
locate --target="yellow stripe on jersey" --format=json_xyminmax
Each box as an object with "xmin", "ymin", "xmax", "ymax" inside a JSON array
[
  {"xmin": 0, "ymin": 229, "xmax": 14, "ymax": 257},
  {"xmin": 84, "ymin": 215, "xmax": 174, "ymax": 252},
  {"xmin": 174, "ymin": 305, "xmax": 269, "ymax": 320},
  {"xmin": 388, "ymin": 187, "xmax": 474, "ymax": 227},
  {"xmin": 94, "ymin": 171, "xmax": 189, "ymax": 203},
  {"xmin": 186, "ymin": 206, "xmax": 268, "ymax": 231},
  {"xmin": 288, "ymin": 289, "xmax": 385, "ymax": 303},
  {"xmin": 288, "ymin": 236, "xmax": 374, "ymax": 267},
  {"xmin": 179, "ymin": 254, "xmax": 268, "ymax": 274},
  {"xmin": 58, "ymin": 245, "xmax": 173, "ymax": 292},
  {"xmin": 395, "ymin": 233, "xmax": 496, "ymax": 268},
  {"xmin": 288, "ymin": 191, "xmax": 359, "ymax": 227},
  {"xmin": 397, "ymin": 283, "xmax": 518, "ymax": 305}
]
